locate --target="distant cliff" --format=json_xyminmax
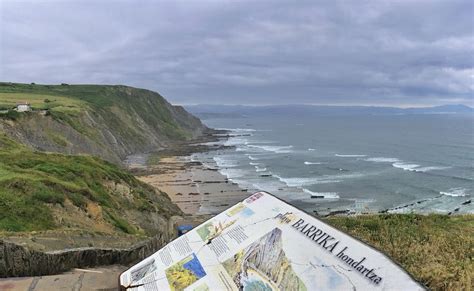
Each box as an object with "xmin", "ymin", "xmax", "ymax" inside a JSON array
[{"xmin": 0, "ymin": 82, "xmax": 208, "ymax": 163}]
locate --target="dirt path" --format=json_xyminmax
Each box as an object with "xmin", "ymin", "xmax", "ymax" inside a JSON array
[{"xmin": 0, "ymin": 265, "xmax": 125, "ymax": 291}]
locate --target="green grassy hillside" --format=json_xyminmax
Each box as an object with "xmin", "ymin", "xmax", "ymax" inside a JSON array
[
  {"xmin": 0, "ymin": 82, "xmax": 206, "ymax": 163},
  {"xmin": 325, "ymin": 214, "xmax": 473, "ymax": 290},
  {"xmin": 0, "ymin": 133, "xmax": 181, "ymax": 235}
]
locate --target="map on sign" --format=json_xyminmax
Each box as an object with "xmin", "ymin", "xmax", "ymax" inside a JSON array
[{"xmin": 119, "ymin": 192, "xmax": 424, "ymax": 290}]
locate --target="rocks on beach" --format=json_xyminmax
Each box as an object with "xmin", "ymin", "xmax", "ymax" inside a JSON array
[{"xmin": 137, "ymin": 157, "xmax": 250, "ymax": 215}]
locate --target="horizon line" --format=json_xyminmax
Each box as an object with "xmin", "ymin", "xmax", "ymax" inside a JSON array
[{"xmin": 177, "ymin": 103, "xmax": 473, "ymax": 109}]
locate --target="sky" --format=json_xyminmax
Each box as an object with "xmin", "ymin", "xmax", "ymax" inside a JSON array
[{"xmin": 0, "ymin": 0, "xmax": 473, "ymax": 106}]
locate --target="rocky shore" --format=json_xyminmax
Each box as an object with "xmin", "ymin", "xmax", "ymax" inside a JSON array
[
  {"xmin": 136, "ymin": 156, "xmax": 250, "ymax": 215},
  {"xmin": 129, "ymin": 130, "xmax": 252, "ymax": 215}
]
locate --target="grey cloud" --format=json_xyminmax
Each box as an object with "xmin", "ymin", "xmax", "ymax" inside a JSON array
[{"xmin": 0, "ymin": 0, "xmax": 472, "ymax": 106}]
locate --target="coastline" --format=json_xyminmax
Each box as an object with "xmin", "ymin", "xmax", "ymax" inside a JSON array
[
  {"xmin": 137, "ymin": 156, "xmax": 249, "ymax": 215},
  {"xmin": 129, "ymin": 131, "xmax": 251, "ymax": 216},
  {"xmin": 131, "ymin": 128, "xmax": 473, "ymax": 218},
  {"xmin": 1, "ymin": 132, "xmax": 471, "ymax": 289}
]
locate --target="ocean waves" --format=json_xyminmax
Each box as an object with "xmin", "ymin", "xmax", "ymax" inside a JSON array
[
  {"xmin": 440, "ymin": 187, "xmax": 470, "ymax": 197},
  {"xmin": 255, "ymin": 166, "xmax": 267, "ymax": 172},
  {"xmin": 247, "ymin": 144, "xmax": 294, "ymax": 153},
  {"xmin": 392, "ymin": 162, "xmax": 451, "ymax": 172},
  {"xmin": 224, "ymin": 137, "xmax": 249, "ymax": 146},
  {"xmin": 247, "ymin": 155, "xmax": 260, "ymax": 161},
  {"xmin": 216, "ymin": 127, "xmax": 257, "ymax": 132},
  {"xmin": 335, "ymin": 154, "xmax": 367, "ymax": 157},
  {"xmin": 199, "ymin": 113, "xmax": 474, "ymax": 215},
  {"xmin": 363, "ymin": 156, "xmax": 452, "ymax": 173},
  {"xmin": 273, "ymin": 173, "xmax": 364, "ymax": 187},
  {"xmin": 364, "ymin": 157, "xmax": 400, "ymax": 163},
  {"xmin": 213, "ymin": 156, "xmax": 238, "ymax": 168},
  {"xmin": 304, "ymin": 161, "xmax": 322, "ymax": 165}
]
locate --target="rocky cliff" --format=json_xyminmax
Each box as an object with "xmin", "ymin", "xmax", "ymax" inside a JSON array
[{"xmin": 0, "ymin": 83, "xmax": 208, "ymax": 164}]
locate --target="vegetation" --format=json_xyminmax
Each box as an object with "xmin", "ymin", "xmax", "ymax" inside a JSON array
[
  {"xmin": 0, "ymin": 83, "xmax": 199, "ymax": 159},
  {"xmin": 0, "ymin": 109, "xmax": 21, "ymax": 120},
  {"xmin": 325, "ymin": 214, "xmax": 474, "ymax": 291},
  {"xmin": 146, "ymin": 153, "xmax": 161, "ymax": 166},
  {"xmin": 0, "ymin": 92, "xmax": 85, "ymax": 113},
  {"xmin": 0, "ymin": 134, "xmax": 179, "ymax": 233}
]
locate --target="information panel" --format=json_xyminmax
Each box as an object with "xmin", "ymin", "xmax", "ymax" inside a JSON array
[{"xmin": 120, "ymin": 192, "xmax": 423, "ymax": 290}]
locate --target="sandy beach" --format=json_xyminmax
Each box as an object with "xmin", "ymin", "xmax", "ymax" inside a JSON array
[{"xmin": 135, "ymin": 156, "xmax": 250, "ymax": 215}]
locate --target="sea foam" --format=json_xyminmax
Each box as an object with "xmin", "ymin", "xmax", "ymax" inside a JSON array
[
  {"xmin": 224, "ymin": 137, "xmax": 249, "ymax": 146},
  {"xmin": 440, "ymin": 188, "xmax": 470, "ymax": 197},
  {"xmin": 304, "ymin": 161, "xmax": 322, "ymax": 165},
  {"xmin": 273, "ymin": 173, "xmax": 363, "ymax": 187},
  {"xmin": 213, "ymin": 156, "xmax": 238, "ymax": 168},
  {"xmin": 247, "ymin": 144, "xmax": 294, "ymax": 154},
  {"xmin": 392, "ymin": 162, "xmax": 420, "ymax": 171},
  {"xmin": 365, "ymin": 157, "xmax": 400, "ymax": 163},
  {"xmin": 216, "ymin": 127, "xmax": 257, "ymax": 132},
  {"xmin": 392, "ymin": 162, "xmax": 451, "ymax": 172},
  {"xmin": 335, "ymin": 154, "xmax": 367, "ymax": 157},
  {"xmin": 414, "ymin": 166, "xmax": 451, "ymax": 172}
]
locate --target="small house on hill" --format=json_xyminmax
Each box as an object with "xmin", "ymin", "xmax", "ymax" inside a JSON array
[{"xmin": 15, "ymin": 102, "xmax": 31, "ymax": 112}]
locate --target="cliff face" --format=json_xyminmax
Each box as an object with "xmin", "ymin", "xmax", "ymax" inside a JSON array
[
  {"xmin": 0, "ymin": 83, "xmax": 208, "ymax": 163},
  {"xmin": 0, "ymin": 83, "xmax": 199, "ymax": 236}
]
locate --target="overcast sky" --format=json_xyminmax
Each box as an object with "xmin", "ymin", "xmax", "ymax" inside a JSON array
[{"xmin": 0, "ymin": 0, "xmax": 473, "ymax": 106}]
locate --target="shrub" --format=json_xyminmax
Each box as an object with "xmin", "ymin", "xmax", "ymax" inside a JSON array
[
  {"xmin": 0, "ymin": 110, "xmax": 20, "ymax": 120},
  {"xmin": 67, "ymin": 192, "xmax": 87, "ymax": 210},
  {"xmin": 32, "ymin": 189, "xmax": 65, "ymax": 205}
]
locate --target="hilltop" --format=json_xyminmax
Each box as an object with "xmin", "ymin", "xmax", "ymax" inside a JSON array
[{"xmin": 0, "ymin": 82, "xmax": 208, "ymax": 163}]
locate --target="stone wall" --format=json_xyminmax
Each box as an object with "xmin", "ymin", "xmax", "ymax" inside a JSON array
[{"xmin": 0, "ymin": 233, "xmax": 170, "ymax": 277}]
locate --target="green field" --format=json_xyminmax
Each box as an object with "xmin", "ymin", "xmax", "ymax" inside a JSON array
[
  {"xmin": 325, "ymin": 214, "xmax": 474, "ymax": 290},
  {"xmin": 0, "ymin": 92, "xmax": 86, "ymax": 113}
]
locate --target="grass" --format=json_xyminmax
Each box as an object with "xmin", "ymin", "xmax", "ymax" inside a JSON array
[
  {"xmin": 0, "ymin": 92, "xmax": 86, "ymax": 113},
  {"xmin": 0, "ymin": 134, "xmax": 174, "ymax": 233},
  {"xmin": 325, "ymin": 214, "xmax": 474, "ymax": 290}
]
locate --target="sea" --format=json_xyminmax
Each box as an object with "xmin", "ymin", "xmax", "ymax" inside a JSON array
[{"xmin": 190, "ymin": 111, "xmax": 474, "ymax": 215}]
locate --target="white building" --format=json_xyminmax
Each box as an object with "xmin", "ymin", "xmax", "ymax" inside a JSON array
[{"xmin": 15, "ymin": 102, "xmax": 31, "ymax": 112}]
